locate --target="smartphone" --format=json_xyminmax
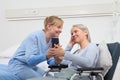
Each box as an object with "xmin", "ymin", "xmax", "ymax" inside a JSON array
[{"xmin": 51, "ymin": 37, "xmax": 59, "ymax": 48}]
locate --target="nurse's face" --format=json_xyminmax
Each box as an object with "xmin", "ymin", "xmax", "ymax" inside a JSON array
[{"xmin": 50, "ymin": 24, "xmax": 63, "ymax": 37}]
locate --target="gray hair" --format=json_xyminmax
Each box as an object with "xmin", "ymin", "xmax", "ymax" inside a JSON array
[{"xmin": 72, "ymin": 24, "xmax": 91, "ymax": 42}]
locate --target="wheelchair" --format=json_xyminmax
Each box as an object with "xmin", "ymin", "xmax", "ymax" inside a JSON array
[
  {"xmin": 47, "ymin": 65, "xmax": 103, "ymax": 80},
  {"xmin": 28, "ymin": 42, "xmax": 120, "ymax": 80},
  {"xmin": 47, "ymin": 42, "xmax": 120, "ymax": 80}
]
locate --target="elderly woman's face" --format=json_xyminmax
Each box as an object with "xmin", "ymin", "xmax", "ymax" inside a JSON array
[{"xmin": 71, "ymin": 27, "xmax": 86, "ymax": 43}]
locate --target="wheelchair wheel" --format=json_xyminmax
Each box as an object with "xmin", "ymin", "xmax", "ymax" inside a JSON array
[{"xmin": 95, "ymin": 74, "xmax": 103, "ymax": 80}]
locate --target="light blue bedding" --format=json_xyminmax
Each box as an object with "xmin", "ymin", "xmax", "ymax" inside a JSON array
[{"xmin": 0, "ymin": 64, "xmax": 21, "ymax": 80}]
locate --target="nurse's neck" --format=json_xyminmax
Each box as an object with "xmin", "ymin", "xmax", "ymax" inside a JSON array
[{"xmin": 43, "ymin": 29, "xmax": 51, "ymax": 43}]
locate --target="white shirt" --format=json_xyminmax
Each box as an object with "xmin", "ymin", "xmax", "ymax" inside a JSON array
[{"xmin": 61, "ymin": 43, "xmax": 99, "ymax": 69}]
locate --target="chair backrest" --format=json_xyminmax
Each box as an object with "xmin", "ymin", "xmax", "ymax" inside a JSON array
[{"xmin": 104, "ymin": 42, "xmax": 120, "ymax": 80}]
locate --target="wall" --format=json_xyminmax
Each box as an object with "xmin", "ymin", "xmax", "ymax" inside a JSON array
[
  {"xmin": 0, "ymin": 0, "xmax": 120, "ymax": 80},
  {"xmin": 0, "ymin": 0, "xmax": 120, "ymax": 52}
]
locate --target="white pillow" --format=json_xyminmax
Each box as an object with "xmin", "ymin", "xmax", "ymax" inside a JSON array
[
  {"xmin": 0, "ymin": 45, "xmax": 19, "ymax": 64},
  {"xmin": 97, "ymin": 41, "xmax": 113, "ymax": 76},
  {"xmin": 0, "ymin": 45, "xmax": 19, "ymax": 58}
]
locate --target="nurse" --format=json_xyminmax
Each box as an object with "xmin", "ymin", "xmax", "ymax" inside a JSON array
[{"xmin": 8, "ymin": 15, "xmax": 64, "ymax": 80}]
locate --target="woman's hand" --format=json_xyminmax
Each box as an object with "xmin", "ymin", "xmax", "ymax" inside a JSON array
[
  {"xmin": 46, "ymin": 46, "xmax": 55, "ymax": 59},
  {"xmin": 46, "ymin": 44, "xmax": 64, "ymax": 59},
  {"xmin": 51, "ymin": 44, "xmax": 65, "ymax": 57},
  {"xmin": 68, "ymin": 36, "xmax": 75, "ymax": 47},
  {"xmin": 54, "ymin": 56, "xmax": 63, "ymax": 64},
  {"xmin": 46, "ymin": 44, "xmax": 65, "ymax": 63}
]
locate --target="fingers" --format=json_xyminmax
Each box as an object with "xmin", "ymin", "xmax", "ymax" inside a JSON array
[
  {"xmin": 53, "ymin": 44, "xmax": 61, "ymax": 48},
  {"xmin": 48, "ymin": 44, "xmax": 64, "ymax": 57},
  {"xmin": 54, "ymin": 56, "xmax": 63, "ymax": 64}
]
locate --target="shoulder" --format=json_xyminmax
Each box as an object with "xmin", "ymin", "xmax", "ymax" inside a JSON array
[
  {"xmin": 26, "ymin": 30, "xmax": 44, "ymax": 38},
  {"xmin": 30, "ymin": 30, "xmax": 43, "ymax": 36},
  {"xmin": 88, "ymin": 43, "xmax": 98, "ymax": 48},
  {"xmin": 22, "ymin": 30, "xmax": 44, "ymax": 42},
  {"xmin": 87, "ymin": 43, "xmax": 99, "ymax": 51}
]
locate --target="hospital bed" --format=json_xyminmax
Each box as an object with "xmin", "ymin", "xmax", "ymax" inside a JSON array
[
  {"xmin": 0, "ymin": 42, "xmax": 120, "ymax": 80},
  {"xmin": 28, "ymin": 42, "xmax": 120, "ymax": 80},
  {"xmin": 47, "ymin": 42, "xmax": 120, "ymax": 80},
  {"xmin": 0, "ymin": 45, "xmax": 20, "ymax": 80},
  {"xmin": 0, "ymin": 45, "xmax": 49, "ymax": 80}
]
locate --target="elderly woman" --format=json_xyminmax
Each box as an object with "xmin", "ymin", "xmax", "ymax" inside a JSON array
[{"xmin": 49, "ymin": 24, "xmax": 99, "ymax": 80}]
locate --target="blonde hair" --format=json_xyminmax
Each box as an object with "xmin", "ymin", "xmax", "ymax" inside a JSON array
[
  {"xmin": 72, "ymin": 24, "xmax": 91, "ymax": 42},
  {"xmin": 44, "ymin": 16, "xmax": 64, "ymax": 30}
]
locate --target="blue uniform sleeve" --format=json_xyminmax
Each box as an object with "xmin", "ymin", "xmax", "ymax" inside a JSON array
[
  {"xmin": 22, "ymin": 34, "xmax": 47, "ymax": 66},
  {"xmin": 27, "ymin": 54, "xmax": 46, "ymax": 66},
  {"xmin": 47, "ymin": 57, "xmax": 57, "ymax": 66}
]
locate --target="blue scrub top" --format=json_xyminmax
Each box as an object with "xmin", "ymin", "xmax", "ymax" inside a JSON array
[{"xmin": 8, "ymin": 30, "xmax": 56, "ymax": 74}]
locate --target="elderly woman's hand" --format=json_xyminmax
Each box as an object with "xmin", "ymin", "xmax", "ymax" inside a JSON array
[
  {"xmin": 54, "ymin": 56, "xmax": 63, "ymax": 64},
  {"xmin": 50, "ymin": 44, "xmax": 65, "ymax": 57}
]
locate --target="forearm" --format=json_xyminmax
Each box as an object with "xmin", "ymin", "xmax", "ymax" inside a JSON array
[
  {"xmin": 64, "ymin": 52, "xmax": 92, "ymax": 67},
  {"xmin": 27, "ymin": 54, "xmax": 46, "ymax": 66}
]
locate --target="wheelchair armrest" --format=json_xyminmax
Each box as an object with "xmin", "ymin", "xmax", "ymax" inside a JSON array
[
  {"xmin": 48, "ymin": 64, "xmax": 68, "ymax": 70},
  {"xmin": 77, "ymin": 67, "xmax": 104, "ymax": 73},
  {"xmin": 77, "ymin": 67, "xmax": 104, "ymax": 76},
  {"xmin": 77, "ymin": 67, "xmax": 104, "ymax": 71},
  {"xmin": 77, "ymin": 67, "xmax": 104, "ymax": 80}
]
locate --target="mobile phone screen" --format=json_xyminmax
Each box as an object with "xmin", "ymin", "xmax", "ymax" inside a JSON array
[{"xmin": 51, "ymin": 37, "xmax": 59, "ymax": 47}]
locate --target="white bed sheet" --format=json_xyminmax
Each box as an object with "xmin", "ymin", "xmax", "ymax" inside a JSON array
[
  {"xmin": 0, "ymin": 45, "xmax": 19, "ymax": 64},
  {"xmin": 0, "ymin": 57, "xmax": 10, "ymax": 64},
  {"xmin": 0, "ymin": 44, "xmax": 49, "ymax": 71},
  {"xmin": 0, "ymin": 45, "xmax": 119, "ymax": 79}
]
